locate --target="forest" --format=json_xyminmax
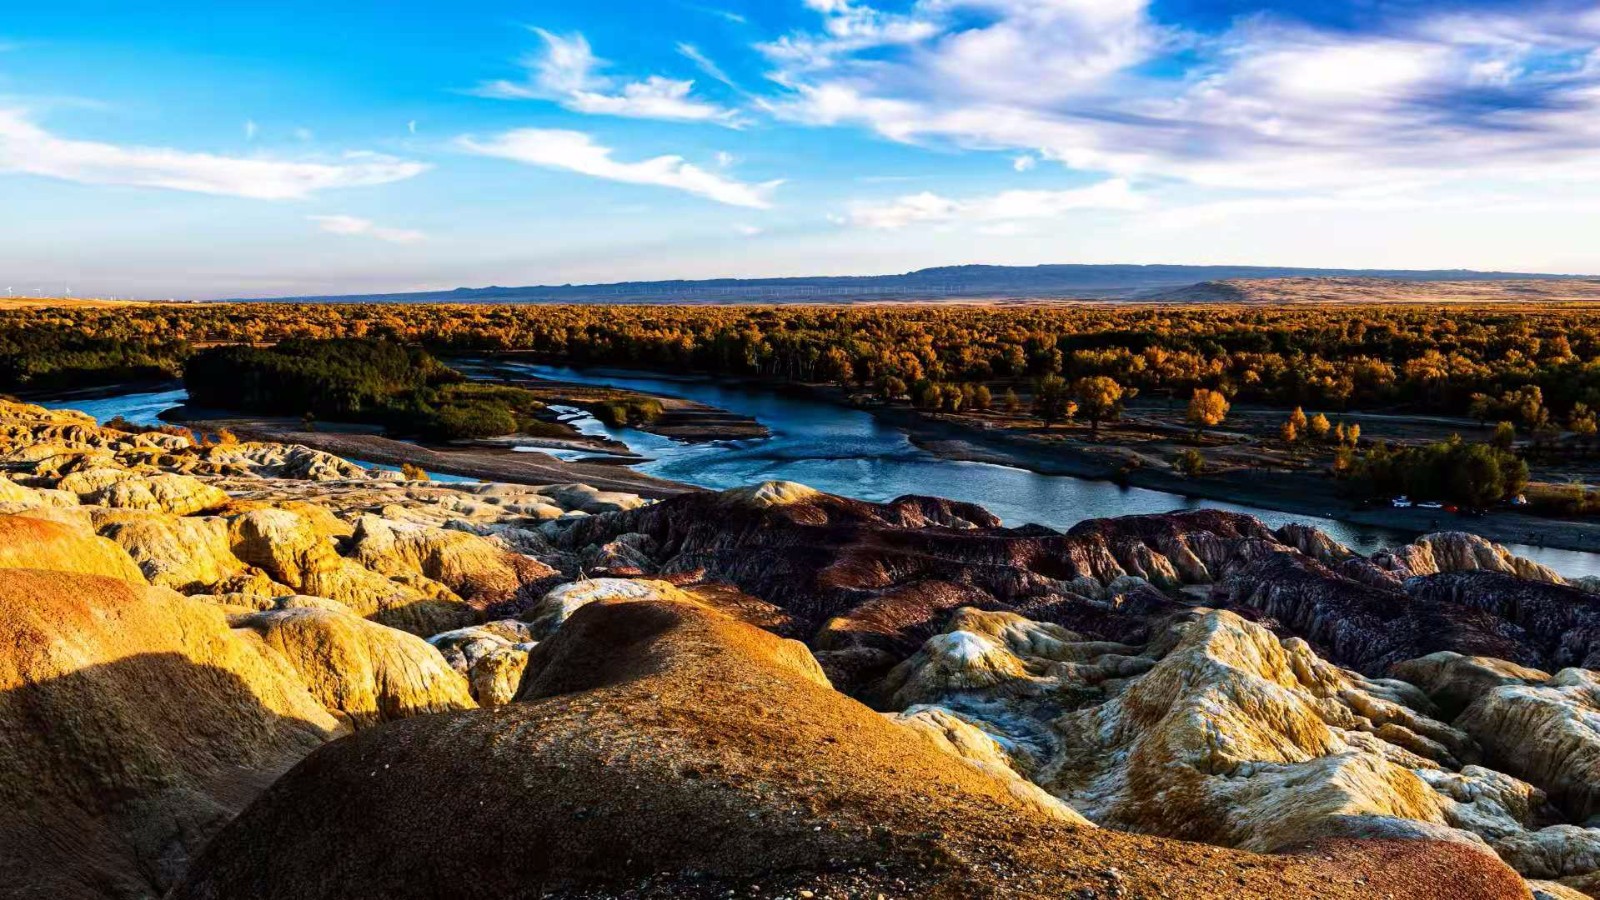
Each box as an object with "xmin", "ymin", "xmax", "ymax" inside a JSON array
[
  {"xmin": 5, "ymin": 302, "xmax": 1600, "ymax": 427},
  {"xmin": 183, "ymin": 339, "xmax": 561, "ymax": 440}
]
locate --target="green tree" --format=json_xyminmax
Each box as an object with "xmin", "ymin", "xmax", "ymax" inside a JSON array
[
  {"xmin": 1492, "ymin": 421, "xmax": 1516, "ymax": 451},
  {"xmin": 1032, "ymin": 374, "xmax": 1076, "ymax": 427},
  {"xmin": 1175, "ymin": 448, "xmax": 1205, "ymax": 477}
]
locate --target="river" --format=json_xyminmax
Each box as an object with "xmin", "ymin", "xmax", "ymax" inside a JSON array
[{"xmin": 38, "ymin": 373, "xmax": 1600, "ymax": 579}]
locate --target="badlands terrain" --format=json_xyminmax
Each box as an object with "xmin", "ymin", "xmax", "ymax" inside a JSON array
[{"xmin": 3, "ymin": 398, "xmax": 1600, "ymax": 898}]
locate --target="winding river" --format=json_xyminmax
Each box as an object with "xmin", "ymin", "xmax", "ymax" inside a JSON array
[{"xmin": 40, "ymin": 371, "xmax": 1600, "ymax": 579}]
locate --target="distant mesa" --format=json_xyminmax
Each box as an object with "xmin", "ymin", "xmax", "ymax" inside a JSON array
[{"xmin": 220, "ymin": 263, "xmax": 1596, "ymax": 305}]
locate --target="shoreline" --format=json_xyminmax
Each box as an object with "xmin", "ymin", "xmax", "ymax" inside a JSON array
[
  {"xmin": 868, "ymin": 401, "xmax": 1600, "ymax": 553},
  {"xmin": 469, "ymin": 355, "xmax": 1600, "ymax": 554},
  {"xmin": 27, "ymin": 365, "xmax": 1600, "ymax": 554},
  {"xmin": 170, "ymin": 412, "xmax": 699, "ymax": 500}
]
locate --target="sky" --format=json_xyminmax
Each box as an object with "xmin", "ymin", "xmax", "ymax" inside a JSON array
[{"xmin": 4, "ymin": 0, "xmax": 1600, "ymax": 299}]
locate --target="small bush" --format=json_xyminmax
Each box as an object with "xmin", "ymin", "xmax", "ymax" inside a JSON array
[{"xmin": 1175, "ymin": 448, "xmax": 1206, "ymax": 477}]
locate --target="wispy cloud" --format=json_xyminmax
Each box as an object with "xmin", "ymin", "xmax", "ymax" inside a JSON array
[
  {"xmin": 474, "ymin": 29, "xmax": 743, "ymax": 126},
  {"xmin": 0, "ymin": 108, "xmax": 427, "ymax": 200},
  {"xmin": 457, "ymin": 128, "xmax": 780, "ymax": 208},
  {"xmin": 683, "ymin": 4, "xmax": 747, "ymax": 25},
  {"xmin": 845, "ymin": 179, "xmax": 1144, "ymax": 229},
  {"xmin": 677, "ymin": 42, "xmax": 737, "ymax": 88},
  {"xmin": 307, "ymin": 214, "xmax": 425, "ymax": 244}
]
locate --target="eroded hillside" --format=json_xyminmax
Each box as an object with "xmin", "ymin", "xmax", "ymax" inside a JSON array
[{"xmin": 0, "ymin": 398, "xmax": 1595, "ymax": 898}]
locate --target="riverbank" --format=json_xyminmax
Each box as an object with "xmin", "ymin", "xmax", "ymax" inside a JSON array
[
  {"xmin": 456, "ymin": 358, "xmax": 769, "ymax": 443},
  {"xmin": 168, "ymin": 411, "xmax": 698, "ymax": 500},
  {"xmin": 871, "ymin": 401, "xmax": 1600, "ymax": 552},
  {"xmin": 465, "ymin": 357, "xmax": 1600, "ymax": 554}
]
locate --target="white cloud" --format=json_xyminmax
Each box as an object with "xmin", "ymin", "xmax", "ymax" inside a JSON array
[
  {"xmin": 1012, "ymin": 154, "xmax": 1036, "ymax": 172},
  {"xmin": 0, "ymin": 109, "xmax": 427, "ymax": 200},
  {"xmin": 475, "ymin": 29, "xmax": 742, "ymax": 126},
  {"xmin": 846, "ymin": 178, "xmax": 1144, "ymax": 229},
  {"xmin": 407, "ymin": 119, "xmax": 418, "ymax": 135},
  {"xmin": 244, "ymin": 119, "xmax": 258, "ymax": 141},
  {"xmin": 677, "ymin": 42, "xmax": 738, "ymax": 88},
  {"xmin": 760, "ymin": 0, "xmax": 939, "ymax": 71},
  {"xmin": 734, "ymin": 223, "xmax": 764, "ymax": 236},
  {"xmin": 457, "ymin": 128, "xmax": 780, "ymax": 208},
  {"xmin": 307, "ymin": 214, "xmax": 426, "ymax": 244},
  {"xmin": 759, "ymin": 1, "xmax": 1600, "ymax": 192}
]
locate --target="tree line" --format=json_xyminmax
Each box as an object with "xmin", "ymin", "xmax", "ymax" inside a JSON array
[{"xmin": 5, "ymin": 301, "xmax": 1600, "ymax": 425}]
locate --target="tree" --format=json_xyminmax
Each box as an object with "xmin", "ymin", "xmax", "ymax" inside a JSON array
[
  {"xmin": 970, "ymin": 384, "xmax": 992, "ymax": 411},
  {"xmin": 400, "ymin": 462, "xmax": 430, "ymax": 481},
  {"xmin": 1032, "ymin": 374, "xmax": 1076, "ymax": 427},
  {"xmin": 1186, "ymin": 389, "xmax": 1229, "ymax": 440},
  {"xmin": 819, "ymin": 346, "xmax": 854, "ymax": 384},
  {"xmin": 1345, "ymin": 423, "xmax": 1361, "ymax": 446},
  {"xmin": 880, "ymin": 375, "xmax": 907, "ymax": 400},
  {"xmin": 913, "ymin": 380, "xmax": 942, "ymax": 410},
  {"xmin": 1002, "ymin": 388, "xmax": 1021, "ymax": 414},
  {"xmin": 1280, "ymin": 420, "xmax": 1299, "ymax": 444},
  {"xmin": 1175, "ymin": 448, "xmax": 1205, "ymax": 477},
  {"xmin": 1308, "ymin": 413, "xmax": 1331, "ymax": 442},
  {"xmin": 1289, "ymin": 406, "xmax": 1309, "ymax": 434},
  {"xmin": 1072, "ymin": 376, "xmax": 1127, "ymax": 439},
  {"xmin": 1570, "ymin": 403, "xmax": 1597, "ymax": 448},
  {"xmin": 1492, "ymin": 421, "xmax": 1516, "ymax": 451}
]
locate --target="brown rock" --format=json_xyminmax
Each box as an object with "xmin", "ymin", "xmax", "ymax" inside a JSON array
[{"xmin": 0, "ymin": 569, "xmax": 340, "ymax": 897}]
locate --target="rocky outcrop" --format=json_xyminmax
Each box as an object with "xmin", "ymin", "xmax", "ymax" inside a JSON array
[
  {"xmin": 1458, "ymin": 669, "xmax": 1600, "ymax": 821},
  {"xmin": 91, "ymin": 510, "xmax": 250, "ymax": 591},
  {"xmin": 231, "ymin": 601, "xmax": 476, "ymax": 728},
  {"xmin": 227, "ymin": 507, "xmax": 477, "ymax": 635},
  {"xmin": 174, "ymin": 597, "xmax": 1526, "ymax": 900},
  {"xmin": 90, "ymin": 472, "xmax": 229, "ymax": 515},
  {"xmin": 526, "ymin": 577, "xmax": 700, "ymax": 636},
  {"xmin": 427, "ymin": 621, "xmax": 535, "ymax": 706},
  {"xmin": 1378, "ymin": 532, "xmax": 1566, "ymax": 584},
  {"xmin": 1393, "ymin": 652, "xmax": 1552, "ymax": 719},
  {"xmin": 539, "ymin": 483, "xmax": 1600, "ymax": 707},
  {"xmin": 346, "ymin": 514, "xmax": 556, "ymax": 607},
  {"xmin": 867, "ymin": 603, "xmax": 1600, "ymax": 888},
  {"xmin": 0, "ymin": 513, "xmax": 147, "ymax": 583},
  {"xmin": 0, "ymin": 569, "xmax": 341, "ymax": 898},
  {"xmin": 1404, "ymin": 573, "xmax": 1600, "ymax": 671},
  {"xmin": 1215, "ymin": 551, "xmax": 1549, "ymax": 675}
]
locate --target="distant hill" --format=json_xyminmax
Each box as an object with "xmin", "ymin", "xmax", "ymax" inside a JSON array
[
  {"xmin": 226, "ymin": 264, "xmax": 1593, "ymax": 305},
  {"xmin": 1147, "ymin": 276, "xmax": 1600, "ymax": 304}
]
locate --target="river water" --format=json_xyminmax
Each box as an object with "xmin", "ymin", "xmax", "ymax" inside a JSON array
[{"xmin": 38, "ymin": 374, "xmax": 1600, "ymax": 579}]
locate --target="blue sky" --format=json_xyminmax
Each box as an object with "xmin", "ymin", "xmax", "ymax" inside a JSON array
[{"xmin": 3, "ymin": 0, "xmax": 1600, "ymax": 298}]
